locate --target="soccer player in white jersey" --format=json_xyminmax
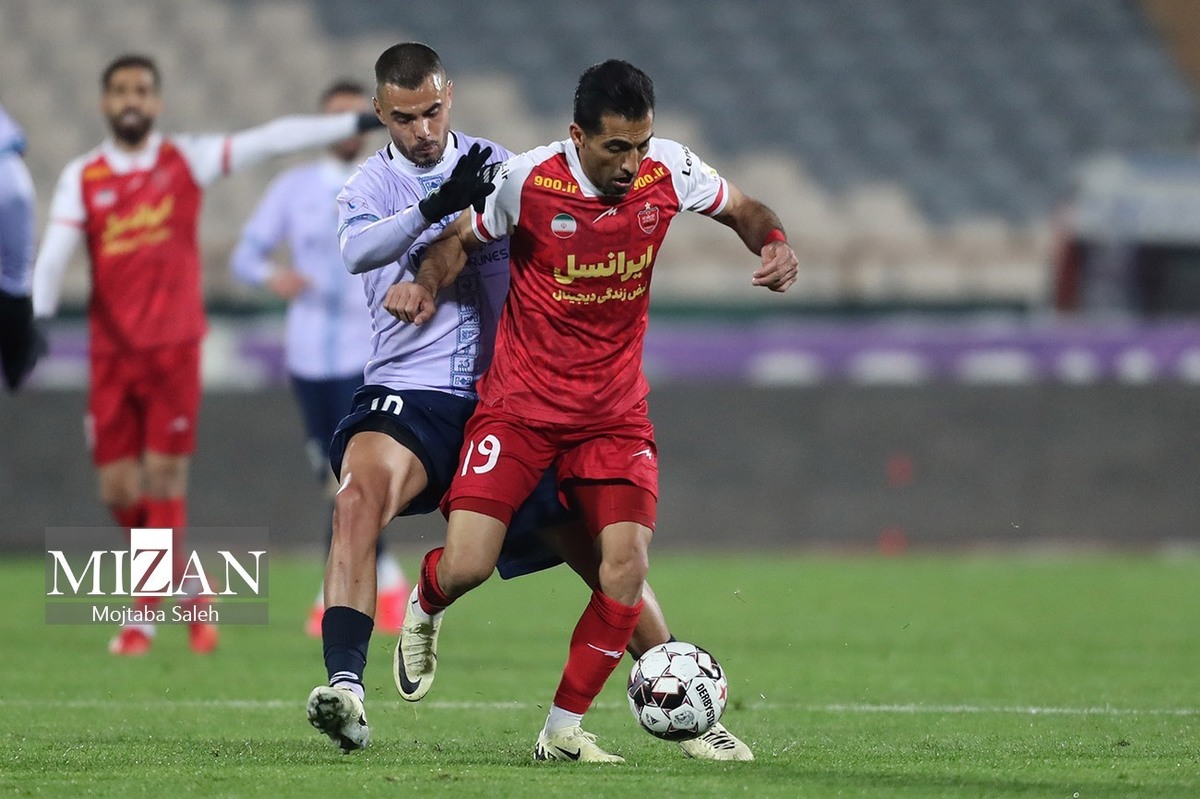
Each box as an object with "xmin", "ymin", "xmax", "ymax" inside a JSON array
[
  {"xmin": 231, "ymin": 80, "xmax": 409, "ymax": 638},
  {"xmin": 30, "ymin": 54, "xmax": 386, "ymax": 656},
  {"xmin": 0, "ymin": 103, "xmax": 41, "ymax": 390},
  {"xmin": 305, "ymin": 42, "xmax": 752, "ymax": 762}
]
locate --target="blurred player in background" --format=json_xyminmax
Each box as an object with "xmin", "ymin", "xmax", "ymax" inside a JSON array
[
  {"xmin": 394, "ymin": 58, "xmax": 797, "ymax": 763},
  {"xmin": 31, "ymin": 54, "xmax": 385, "ymax": 656},
  {"xmin": 305, "ymin": 42, "xmax": 753, "ymax": 763},
  {"xmin": 230, "ymin": 80, "xmax": 408, "ymax": 639},
  {"xmin": 0, "ymin": 103, "xmax": 42, "ymax": 390}
]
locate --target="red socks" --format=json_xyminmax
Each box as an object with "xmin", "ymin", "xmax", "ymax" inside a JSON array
[
  {"xmin": 111, "ymin": 501, "xmax": 146, "ymax": 530},
  {"xmin": 416, "ymin": 547, "xmax": 453, "ymax": 615},
  {"xmin": 417, "ymin": 548, "xmax": 643, "ymax": 716},
  {"xmin": 111, "ymin": 496, "xmax": 208, "ymax": 613},
  {"xmin": 142, "ymin": 497, "xmax": 190, "ymax": 585},
  {"xmin": 113, "ymin": 501, "xmax": 154, "ymax": 609},
  {"xmin": 553, "ymin": 590, "xmax": 643, "ymax": 714},
  {"xmin": 111, "ymin": 497, "xmax": 187, "ymax": 531},
  {"xmin": 143, "ymin": 496, "xmax": 186, "ymax": 530}
]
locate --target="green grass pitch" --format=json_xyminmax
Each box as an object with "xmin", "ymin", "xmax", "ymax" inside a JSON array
[{"xmin": 1, "ymin": 551, "xmax": 1198, "ymax": 798}]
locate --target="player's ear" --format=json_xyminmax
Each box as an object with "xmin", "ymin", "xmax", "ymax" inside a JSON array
[
  {"xmin": 569, "ymin": 122, "xmax": 584, "ymax": 149},
  {"xmin": 445, "ymin": 80, "xmax": 454, "ymax": 109}
]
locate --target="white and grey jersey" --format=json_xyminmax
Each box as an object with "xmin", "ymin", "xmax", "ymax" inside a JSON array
[{"xmin": 336, "ymin": 132, "xmax": 513, "ymax": 397}]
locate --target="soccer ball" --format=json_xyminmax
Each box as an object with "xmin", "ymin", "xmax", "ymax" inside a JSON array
[{"xmin": 627, "ymin": 641, "xmax": 728, "ymax": 740}]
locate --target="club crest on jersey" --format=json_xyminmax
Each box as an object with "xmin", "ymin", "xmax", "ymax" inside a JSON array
[
  {"xmin": 93, "ymin": 189, "xmax": 117, "ymax": 209},
  {"xmin": 637, "ymin": 202, "xmax": 660, "ymax": 234},
  {"xmin": 551, "ymin": 213, "xmax": 577, "ymax": 239},
  {"xmin": 418, "ymin": 175, "xmax": 444, "ymax": 196}
]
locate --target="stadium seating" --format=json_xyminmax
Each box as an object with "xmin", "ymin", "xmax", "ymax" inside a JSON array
[{"xmin": 1, "ymin": 0, "xmax": 1194, "ymax": 308}]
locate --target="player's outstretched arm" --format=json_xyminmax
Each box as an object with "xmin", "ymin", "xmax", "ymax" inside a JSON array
[
  {"xmin": 382, "ymin": 212, "xmax": 479, "ymax": 325},
  {"xmin": 712, "ymin": 183, "xmax": 798, "ymax": 293},
  {"xmin": 224, "ymin": 112, "xmax": 381, "ymax": 174},
  {"xmin": 181, "ymin": 113, "xmax": 383, "ymax": 188}
]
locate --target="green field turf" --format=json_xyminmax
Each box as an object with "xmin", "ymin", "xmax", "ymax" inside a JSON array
[{"xmin": 1, "ymin": 551, "xmax": 1197, "ymax": 798}]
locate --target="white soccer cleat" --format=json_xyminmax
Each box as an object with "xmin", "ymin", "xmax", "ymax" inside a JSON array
[
  {"xmin": 306, "ymin": 685, "xmax": 370, "ymax": 753},
  {"xmin": 393, "ymin": 588, "xmax": 441, "ymax": 702},
  {"xmin": 677, "ymin": 722, "xmax": 754, "ymax": 761},
  {"xmin": 534, "ymin": 725, "xmax": 625, "ymax": 764}
]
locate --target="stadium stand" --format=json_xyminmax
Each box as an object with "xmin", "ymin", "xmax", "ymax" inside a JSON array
[{"xmin": 1, "ymin": 0, "xmax": 1195, "ymax": 310}]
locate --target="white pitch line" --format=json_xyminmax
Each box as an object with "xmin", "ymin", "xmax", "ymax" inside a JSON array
[
  {"xmin": 810, "ymin": 702, "xmax": 1200, "ymax": 717},
  {"xmin": 1, "ymin": 698, "xmax": 1196, "ymax": 716}
]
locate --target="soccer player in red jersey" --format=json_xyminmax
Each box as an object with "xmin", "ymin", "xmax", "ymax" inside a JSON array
[
  {"xmin": 298, "ymin": 44, "xmax": 751, "ymax": 762},
  {"xmin": 389, "ymin": 59, "xmax": 797, "ymax": 762},
  {"xmin": 30, "ymin": 54, "xmax": 384, "ymax": 656}
]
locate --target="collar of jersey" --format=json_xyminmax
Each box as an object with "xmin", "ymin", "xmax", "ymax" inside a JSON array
[
  {"xmin": 385, "ymin": 131, "xmax": 460, "ymax": 178},
  {"xmin": 561, "ymin": 139, "xmax": 606, "ymax": 198},
  {"xmin": 100, "ymin": 132, "xmax": 163, "ymax": 173}
]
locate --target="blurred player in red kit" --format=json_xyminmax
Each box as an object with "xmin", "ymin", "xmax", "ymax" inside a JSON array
[
  {"xmin": 30, "ymin": 54, "xmax": 384, "ymax": 656},
  {"xmin": 390, "ymin": 59, "xmax": 797, "ymax": 762}
]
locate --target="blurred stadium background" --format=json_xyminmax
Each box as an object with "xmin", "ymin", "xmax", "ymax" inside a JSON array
[{"xmin": 3, "ymin": 0, "xmax": 1200, "ymax": 551}]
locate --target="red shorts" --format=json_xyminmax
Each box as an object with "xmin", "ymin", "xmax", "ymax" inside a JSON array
[
  {"xmin": 87, "ymin": 341, "xmax": 202, "ymax": 465},
  {"xmin": 447, "ymin": 398, "xmax": 658, "ymax": 531}
]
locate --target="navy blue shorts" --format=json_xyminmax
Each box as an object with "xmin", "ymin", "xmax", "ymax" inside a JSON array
[
  {"xmin": 329, "ymin": 385, "xmax": 569, "ymax": 578},
  {"xmin": 291, "ymin": 373, "xmax": 361, "ymax": 481}
]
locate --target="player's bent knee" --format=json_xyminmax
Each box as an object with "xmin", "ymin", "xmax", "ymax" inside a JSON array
[
  {"xmin": 598, "ymin": 551, "xmax": 649, "ymax": 605},
  {"xmin": 332, "ymin": 480, "xmax": 387, "ymax": 540}
]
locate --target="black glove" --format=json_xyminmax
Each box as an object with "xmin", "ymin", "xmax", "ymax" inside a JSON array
[
  {"xmin": 418, "ymin": 143, "xmax": 496, "ymax": 222},
  {"xmin": 355, "ymin": 111, "xmax": 384, "ymax": 133},
  {"xmin": 0, "ymin": 289, "xmax": 45, "ymax": 390}
]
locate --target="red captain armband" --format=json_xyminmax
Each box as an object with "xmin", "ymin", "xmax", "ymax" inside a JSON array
[{"xmin": 763, "ymin": 229, "xmax": 787, "ymax": 247}]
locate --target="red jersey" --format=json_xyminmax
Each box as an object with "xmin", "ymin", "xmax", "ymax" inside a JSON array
[
  {"xmin": 79, "ymin": 140, "xmax": 206, "ymax": 351},
  {"xmin": 472, "ymin": 138, "xmax": 727, "ymax": 425},
  {"xmin": 34, "ymin": 114, "xmax": 364, "ymax": 351}
]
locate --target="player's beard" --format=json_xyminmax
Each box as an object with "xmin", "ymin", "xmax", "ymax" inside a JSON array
[
  {"xmin": 408, "ymin": 145, "xmax": 441, "ymax": 168},
  {"xmin": 599, "ymin": 181, "xmax": 633, "ymax": 198},
  {"xmin": 600, "ymin": 169, "xmax": 636, "ymax": 197},
  {"xmin": 400, "ymin": 134, "xmax": 445, "ymax": 169},
  {"xmin": 109, "ymin": 109, "xmax": 154, "ymax": 147}
]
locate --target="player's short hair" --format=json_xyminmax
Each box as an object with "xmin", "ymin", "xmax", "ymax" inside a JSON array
[
  {"xmin": 374, "ymin": 43, "xmax": 445, "ymax": 90},
  {"xmin": 573, "ymin": 60, "xmax": 655, "ymax": 135},
  {"xmin": 319, "ymin": 79, "xmax": 367, "ymax": 107},
  {"xmin": 101, "ymin": 54, "xmax": 160, "ymax": 91}
]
